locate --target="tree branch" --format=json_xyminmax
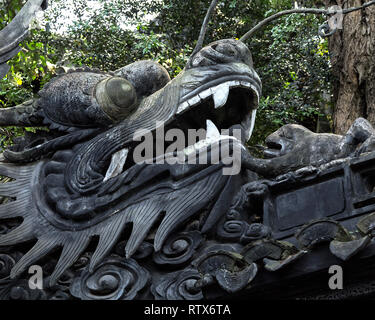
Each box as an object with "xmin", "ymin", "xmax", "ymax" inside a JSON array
[
  {"xmin": 240, "ymin": 0, "xmax": 375, "ymax": 42},
  {"xmin": 190, "ymin": 0, "xmax": 219, "ymax": 58}
]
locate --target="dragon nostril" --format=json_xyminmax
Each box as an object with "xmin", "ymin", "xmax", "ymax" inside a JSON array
[
  {"xmin": 212, "ymin": 43, "xmax": 237, "ymax": 58},
  {"xmin": 214, "ymin": 42, "xmax": 236, "ymax": 57},
  {"xmin": 226, "ymin": 46, "xmax": 236, "ymax": 56}
]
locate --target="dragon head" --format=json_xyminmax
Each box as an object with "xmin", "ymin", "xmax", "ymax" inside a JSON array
[
  {"xmin": 242, "ymin": 124, "xmax": 346, "ymax": 178},
  {"xmin": 108, "ymin": 38, "xmax": 261, "ymax": 145},
  {"xmin": 263, "ymin": 124, "xmax": 314, "ymax": 159},
  {"xmin": 173, "ymin": 38, "xmax": 261, "ymax": 141}
]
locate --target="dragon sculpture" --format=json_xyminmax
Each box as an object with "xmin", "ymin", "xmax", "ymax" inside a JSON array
[
  {"xmin": 0, "ymin": 0, "xmax": 262, "ymax": 290},
  {"xmin": 2, "ymin": 0, "xmax": 375, "ymax": 300}
]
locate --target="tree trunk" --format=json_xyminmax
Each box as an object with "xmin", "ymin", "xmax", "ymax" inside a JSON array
[{"xmin": 326, "ymin": 0, "xmax": 375, "ymax": 134}]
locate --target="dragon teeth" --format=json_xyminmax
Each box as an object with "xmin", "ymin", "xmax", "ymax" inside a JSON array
[
  {"xmin": 177, "ymin": 80, "xmax": 256, "ymax": 114},
  {"xmin": 248, "ymin": 109, "xmax": 257, "ymax": 140},
  {"xmin": 206, "ymin": 119, "xmax": 221, "ymax": 139},
  {"xmin": 103, "ymin": 148, "xmax": 129, "ymax": 182},
  {"xmin": 188, "ymin": 95, "xmax": 201, "ymax": 107},
  {"xmin": 198, "ymin": 89, "xmax": 212, "ymax": 100},
  {"xmin": 176, "ymin": 101, "xmax": 189, "ymax": 114},
  {"xmin": 212, "ymin": 83, "xmax": 230, "ymax": 109},
  {"xmin": 240, "ymin": 81, "xmax": 251, "ymax": 88}
]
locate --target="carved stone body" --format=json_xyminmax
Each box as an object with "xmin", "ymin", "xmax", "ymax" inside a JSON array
[
  {"xmin": 242, "ymin": 117, "xmax": 375, "ymax": 178},
  {"xmin": 3, "ymin": 2, "xmax": 375, "ymax": 300}
]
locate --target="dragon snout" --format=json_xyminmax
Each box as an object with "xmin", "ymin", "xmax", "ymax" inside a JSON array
[{"xmin": 189, "ymin": 39, "xmax": 254, "ymax": 69}]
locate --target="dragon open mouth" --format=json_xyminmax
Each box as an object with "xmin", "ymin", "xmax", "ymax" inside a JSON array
[
  {"xmin": 104, "ymin": 78, "xmax": 259, "ymax": 181},
  {"xmin": 263, "ymin": 140, "xmax": 283, "ymax": 159},
  {"xmin": 176, "ymin": 79, "xmax": 258, "ymax": 137}
]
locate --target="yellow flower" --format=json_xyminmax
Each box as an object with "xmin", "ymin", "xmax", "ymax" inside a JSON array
[{"xmin": 14, "ymin": 74, "xmax": 22, "ymax": 86}]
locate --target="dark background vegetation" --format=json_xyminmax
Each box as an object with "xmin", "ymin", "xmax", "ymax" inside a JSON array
[{"xmin": 0, "ymin": 0, "xmax": 332, "ymax": 150}]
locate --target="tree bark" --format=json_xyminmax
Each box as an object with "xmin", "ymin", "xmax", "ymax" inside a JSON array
[{"xmin": 326, "ymin": 0, "xmax": 375, "ymax": 134}]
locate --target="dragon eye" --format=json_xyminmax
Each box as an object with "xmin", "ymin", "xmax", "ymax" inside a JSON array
[
  {"xmin": 284, "ymin": 132, "xmax": 293, "ymax": 139},
  {"xmin": 95, "ymin": 76, "xmax": 138, "ymax": 122}
]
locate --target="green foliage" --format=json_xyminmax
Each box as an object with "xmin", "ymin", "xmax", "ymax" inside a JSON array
[
  {"xmin": 0, "ymin": 0, "xmax": 55, "ymax": 148},
  {"xmin": 1, "ymin": 0, "xmax": 332, "ymax": 150},
  {"xmin": 249, "ymin": 10, "xmax": 331, "ymax": 146}
]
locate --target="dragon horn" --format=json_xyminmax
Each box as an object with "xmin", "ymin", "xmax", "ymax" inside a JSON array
[
  {"xmin": 0, "ymin": 0, "xmax": 48, "ymax": 79},
  {"xmin": 239, "ymin": 0, "xmax": 375, "ymax": 42},
  {"xmin": 188, "ymin": 0, "xmax": 219, "ymax": 62}
]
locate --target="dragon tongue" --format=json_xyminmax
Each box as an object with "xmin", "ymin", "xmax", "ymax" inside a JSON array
[
  {"xmin": 103, "ymin": 148, "xmax": 129, "ymax": 182},
  {"xmin": 212, "ymin": 83, "xmax": 230, "ymax": 109}
]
